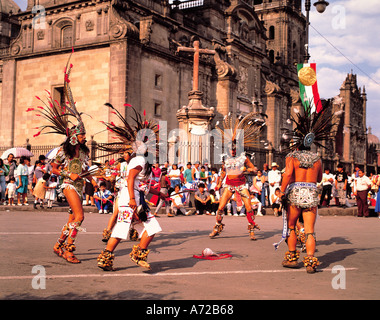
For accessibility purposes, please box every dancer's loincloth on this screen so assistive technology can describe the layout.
[225,176,248,195]
[286,182,319,209]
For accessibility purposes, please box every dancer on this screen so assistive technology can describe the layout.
[97,104,165,271]
[209,111,267,240]
[278,100,339,273]
[101,151,130,242]
[29,53,98,263]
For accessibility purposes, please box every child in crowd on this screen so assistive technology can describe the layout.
[154,168,171,216]
[94,181,113,214]
[170,184,191,216]
[199,166,208,188]
[210,168,219,191]
[5,177,17,206]
[250,192,263,216]
[33,173,50,209]
[45,175,58,209]
[271,187,283,217]
[209,189,219,215]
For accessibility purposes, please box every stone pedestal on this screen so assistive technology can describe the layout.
[176,90,215,164]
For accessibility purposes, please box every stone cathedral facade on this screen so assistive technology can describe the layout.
[0,0,369,171]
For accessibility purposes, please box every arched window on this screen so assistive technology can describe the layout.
[269,26,275,40]
[52,19,74,49]
[61,25,73,47]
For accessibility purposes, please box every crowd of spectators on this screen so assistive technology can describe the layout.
[1,152,379,218]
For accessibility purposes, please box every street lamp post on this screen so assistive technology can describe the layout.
[304,0,329,62]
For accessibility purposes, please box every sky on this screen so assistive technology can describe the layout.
[13,0,380,138]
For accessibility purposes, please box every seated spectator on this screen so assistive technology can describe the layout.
[270,188,283,217]
[227,193,246,217]
[94,182,113,214]
[194,183,211,215]
[250,192,263,216]
[209,189,219,215]
[171,185,191,216]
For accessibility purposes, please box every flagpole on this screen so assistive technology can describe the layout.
[303,0,329,62]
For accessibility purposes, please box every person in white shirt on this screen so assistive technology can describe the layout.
[271,188,283,217]
[320,168,334,207]
[170,185,191,216]
[354,169,371,217]
[268,162,282,205]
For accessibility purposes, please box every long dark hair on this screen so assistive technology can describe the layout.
[143,151,153,178]
[61,135,89,159]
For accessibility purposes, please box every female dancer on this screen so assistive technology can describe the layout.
[30,53,98,263]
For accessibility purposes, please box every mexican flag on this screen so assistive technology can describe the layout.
[297,63,322,114]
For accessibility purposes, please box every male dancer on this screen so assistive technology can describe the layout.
[209,112,267,240]
[278,100,339,273]
[96,104,165,271]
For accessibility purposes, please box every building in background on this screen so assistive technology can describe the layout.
[0,0,374,171]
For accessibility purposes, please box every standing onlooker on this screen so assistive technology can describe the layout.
[374,174,380,219]
[354,169,371,217]
[268,162,281,205]
[45,175,58,209]
[168,163,181,189]
[251,169,266,207]
[199,165,208,187]
[0,159,8,205]
[33,173,50,209]
[183,162,193,187]
[84,178,95,206]
[192,161,200,185]
[335,164,348,207]
[262,163,269,206]
[26,159,35,201]
[209,168,219,191]
[16,156,30,206]
[320,168,334,207]
[154,168,171,216]
[152,162,161,183]
[4,153,16,184]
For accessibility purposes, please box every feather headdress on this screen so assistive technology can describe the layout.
[281,98,340,151]
[214,111,267,150]
[97,103,159,158]
[28,49,86,145]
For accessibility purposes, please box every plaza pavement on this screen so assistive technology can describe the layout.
[0,201,379,302]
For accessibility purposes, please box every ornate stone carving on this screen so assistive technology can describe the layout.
[140,16,153,45]
[85,20,94,31]
[213,43,237,79]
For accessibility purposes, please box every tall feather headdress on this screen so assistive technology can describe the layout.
[214,111,267,151]
[97,103,159,159]
[28,49,86,145]
[281,98,340,151]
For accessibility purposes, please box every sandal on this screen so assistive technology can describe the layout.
[63,251,81,264]
[53,242,65,257]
